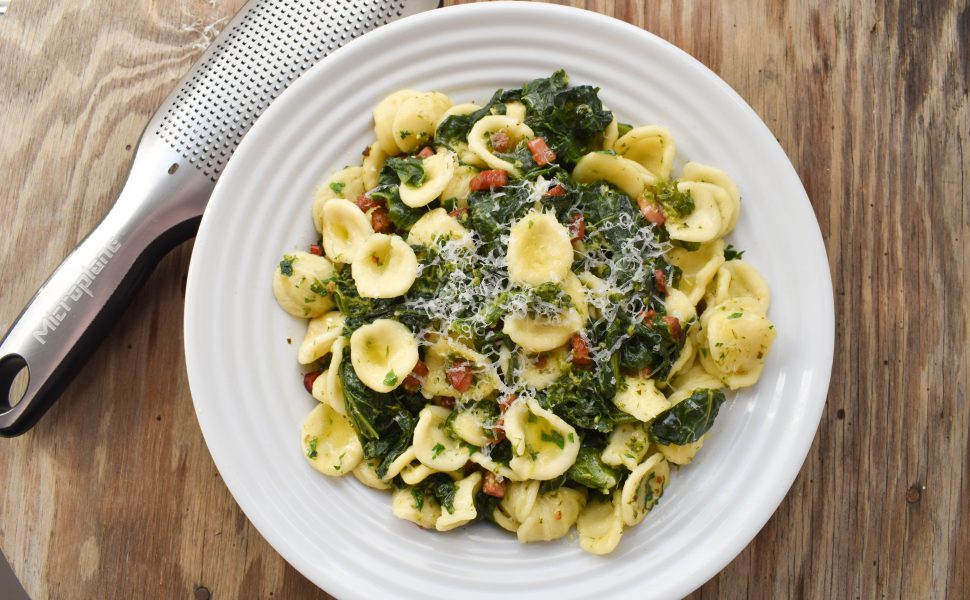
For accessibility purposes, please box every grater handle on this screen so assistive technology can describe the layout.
[0,139,210,436]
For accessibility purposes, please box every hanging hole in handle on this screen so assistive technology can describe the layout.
[0,355,29,411]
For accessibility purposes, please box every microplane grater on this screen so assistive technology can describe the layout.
[0,0,440,436]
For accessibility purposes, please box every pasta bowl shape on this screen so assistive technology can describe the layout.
[183,3,834,599]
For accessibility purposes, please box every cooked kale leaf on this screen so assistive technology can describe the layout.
[434,89,506,148]
[724,244,745,261]
[384,157,426,187]
[649,388,727,446]
[567,445,622,493]
[618,314,684,378]
[502,70,614,168]
[540,359,637,432]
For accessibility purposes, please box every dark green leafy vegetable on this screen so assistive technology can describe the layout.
[384,157,426,187]
[617,122,634,137]
[540,359,637,432]
[502,70,614,167]
[539,473,568,494]
[409,473,459,513]
[618,314,684,378]
[467,183,535,245]
[724,244,745,261]
[474,490,503,523]
[647,178,694,218]
[566,446,621,493]
[279,255,296,276]
[434,90,506,148]
[371,185,427,230]
[649,388,727,446]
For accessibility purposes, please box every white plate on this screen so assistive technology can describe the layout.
[184,3,834,599]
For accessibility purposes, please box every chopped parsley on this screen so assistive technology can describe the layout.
[383,371,398,387]
[541,430,565,449]
[650,178,695,218]
[329,181,346,195]
[431,442,446,458]
[724,244,745,261]
[728,312,744,319]
[279,255,296,276]
[306,436,319,459]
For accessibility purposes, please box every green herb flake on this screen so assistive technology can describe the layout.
[724,244,745,261]
[431,443,446,459]
[329,181,346,195]
[383,370,398,387]
[306,436,319,460]
[728,312,744,319]
[541,430,565,449]
[410,487,425,511]
[279,255,296,276]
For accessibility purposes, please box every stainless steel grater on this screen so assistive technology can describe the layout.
[0,0,440,436]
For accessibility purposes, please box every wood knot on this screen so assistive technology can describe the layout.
[195,586,211,600]
[905,485,922,504]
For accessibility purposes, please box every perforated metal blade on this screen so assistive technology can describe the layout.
[156,0,438,182]
[0,0,439,435]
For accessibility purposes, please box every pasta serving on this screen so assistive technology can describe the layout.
[272,71,776,554]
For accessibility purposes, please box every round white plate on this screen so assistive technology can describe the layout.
[184,3,834,599]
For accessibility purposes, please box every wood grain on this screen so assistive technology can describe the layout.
[0,1,966,598]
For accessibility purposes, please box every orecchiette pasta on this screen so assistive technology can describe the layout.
[697,297,776,389]
[351,233,419,298]
[664,181,727,243]
[681,162,741,235]
[391,486,441,529]
[507,211,574,286]
[297,310,345,364]
[399,150,458,208]
[708,259,771,313]
[361,143,388,191]
[467,115,535,175]
[505,397,580,481]
[572,152,656,199]
[312,166,367,233]
[391,91,452,154]
[349,319,419,393]
[301,403,363,476]
[517,488,587,543]
[353,458,392,490]
[668,239,725,305]
[621,453,669,526]
[406,207,468,246]
[503,308,583,354]
[577,491,624,555]
[323,337,348,415]
[421,338,501,402]
[320,198,374,264]
[272,251,336,318]
[435,472,483,532]
[413,405,471,471]
[518,347,568,390]
[613,125,676,179]
[276,72,776,555]
[440,164,480,206]
[612,374,670,422]
[601,422,651,470]
[373,89,419,155]
[657,435,706,465]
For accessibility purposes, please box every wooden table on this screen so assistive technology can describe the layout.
[1,1,967,598]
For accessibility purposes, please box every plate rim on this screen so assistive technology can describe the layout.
[184,3,835,599]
